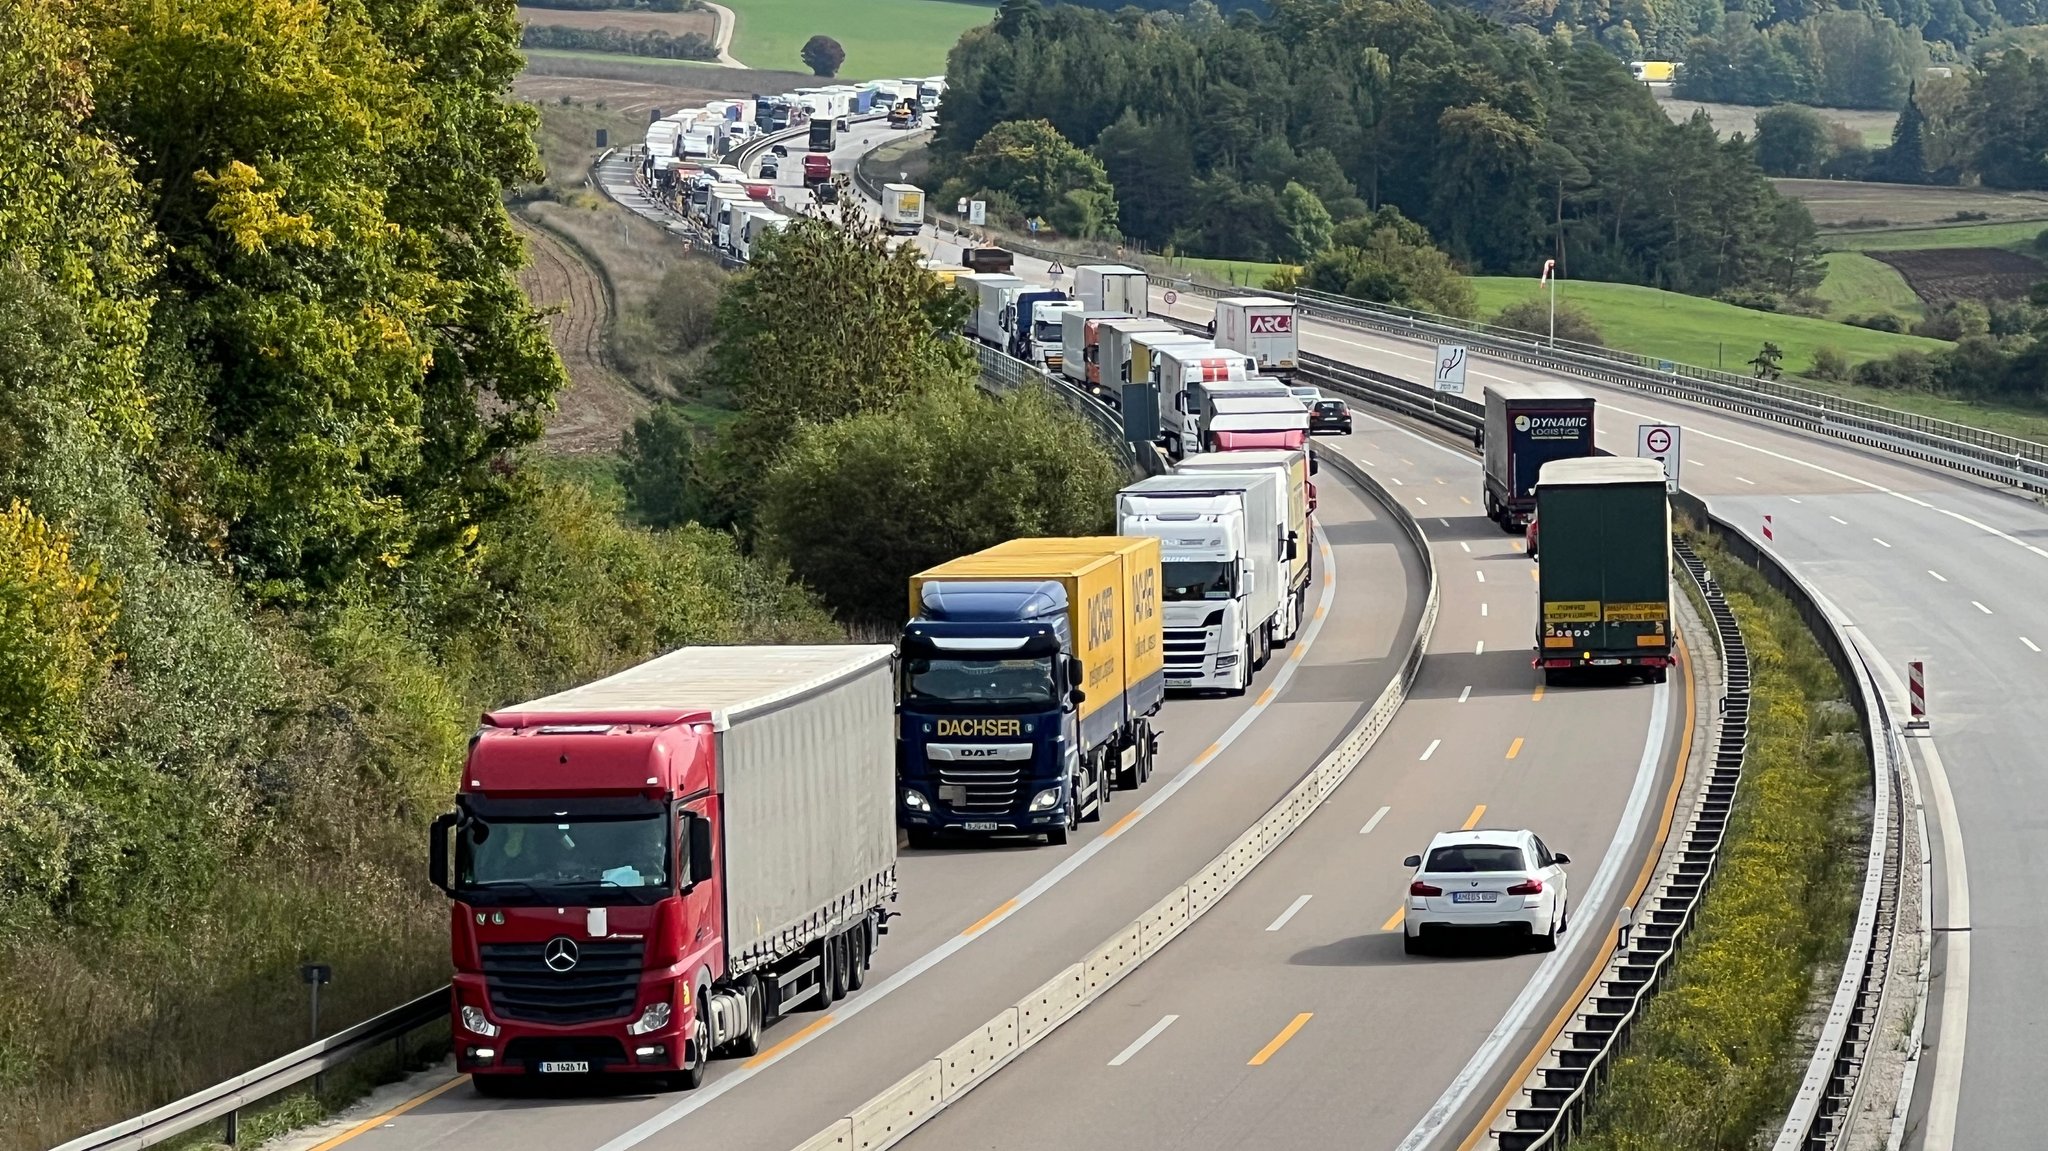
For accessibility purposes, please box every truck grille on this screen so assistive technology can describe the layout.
[934,763,1025,812]
[480,939,643,1025]
[1164,628,1209,667]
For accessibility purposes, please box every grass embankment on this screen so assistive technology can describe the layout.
[1575,525,1870,1150]
[1813,251,1925,321]
[721,0,994,78]
[1467,276,1947,373]
[1828,219,2048,252]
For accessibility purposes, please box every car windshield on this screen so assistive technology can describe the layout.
[1316,402,1344,415]
[1424,844,1527,873]
[1164,560,1236,601]
[903,656,1057,709]
[458,814,669,897]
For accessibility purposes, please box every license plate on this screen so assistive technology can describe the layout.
[1589,658,1622,666]
[1451,891,1498,904]
[1165,677,1191,687]
[538,1061,590,1074]
[962,821,999,831]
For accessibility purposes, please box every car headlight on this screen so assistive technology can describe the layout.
[1029,787,1062,811]
[626,1002,673,1036]
[902,788,932,812]
[461,1005,500,1038]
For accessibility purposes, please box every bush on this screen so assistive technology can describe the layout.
[1845,311,1905,332]
[0,501,115,766]
[1911,299,1989,340]
[1807,345,1849,380]
[1492,298,1604,347]
[519,24,717,61]
[1715,287,1783,313]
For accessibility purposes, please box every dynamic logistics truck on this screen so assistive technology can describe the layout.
[1481,382,1597,532]
[880,183,924,235]
[1531,457,1673,685]
[1074,265,1150,315]
[1117,473,1284,694]
[1174,449,1314,646]
[431,645,898,1093]
[1211,297,1299,379]
[898,538,1165,846]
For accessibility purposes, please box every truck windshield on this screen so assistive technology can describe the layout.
[1034,320,1063,343]
[903,657,1057,709]
[1163,561,1236,600]
[457,814,669,904]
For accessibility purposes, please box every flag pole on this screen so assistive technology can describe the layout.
[1541,258,1558,348]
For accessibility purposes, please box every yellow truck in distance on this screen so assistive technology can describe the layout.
[900,537,1166,846]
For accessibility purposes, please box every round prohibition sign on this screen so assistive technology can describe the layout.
[1164,289,1179,305]
[1646,427,1672,454]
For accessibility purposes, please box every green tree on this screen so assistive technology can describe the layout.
[620,404,712,529]
[1277,181,1335,260]
[756,384,1124,625]
[1305,207,1478,317]
[1753,106,1835,177]
[801,34,845,77]
[941,119,1119,238]
[1094,111,1196,247]
[1750,341,1785,379]
[1493,298,1605,347]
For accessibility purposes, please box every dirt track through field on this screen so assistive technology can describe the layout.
[513,211,651,453]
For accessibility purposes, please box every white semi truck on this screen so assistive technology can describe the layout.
[1173,450,1314,646]
[1116,471,1285,695]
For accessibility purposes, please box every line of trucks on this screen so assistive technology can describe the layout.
[430,428,1319,1094]
[1474,382,1673,685]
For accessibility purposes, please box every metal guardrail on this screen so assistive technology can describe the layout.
[1307,353,1902,1151]
[53,990,446,1151]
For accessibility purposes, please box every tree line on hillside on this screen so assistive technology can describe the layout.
[1674,10,1931,110]
[934,0,1825,304]
[522,0,699,11]
[1749,51,2048,190]
[520,23,718,60]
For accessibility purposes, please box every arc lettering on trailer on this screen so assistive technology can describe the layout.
[1249,313,1294,335]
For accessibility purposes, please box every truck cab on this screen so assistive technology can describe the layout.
[897,583,1090,846]
[1005,289,1072,366]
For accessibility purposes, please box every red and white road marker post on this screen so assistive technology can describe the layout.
[1762,514,1774,543]
[1905,660,1931,732]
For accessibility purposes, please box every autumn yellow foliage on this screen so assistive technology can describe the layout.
[0,500,117,767]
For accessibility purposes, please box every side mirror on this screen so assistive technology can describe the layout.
[429,811,458,895]
[1069,688,1087,706]
[1285,531,1299,562]
[1402,854,1422,869]
[1472,428,1485,450]
[1308,455,1320,475]
[1067,654,1085,685]
[686,813,715,889]
[1554,852,1572,865]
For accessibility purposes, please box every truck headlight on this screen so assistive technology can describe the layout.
[1029,787,1062,811]
[461,1005,500,1038]
[902,788,932,812]
[626,1002,673,1036]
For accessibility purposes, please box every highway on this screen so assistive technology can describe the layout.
[328,155,1435,1149]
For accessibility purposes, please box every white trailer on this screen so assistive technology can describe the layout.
[1074,265,1150,315]
[973,274,1026,349]
[881,183,925,235]
[1116,473,1284,694]
[1174,450,1314,644]
[1212,296,1299,378]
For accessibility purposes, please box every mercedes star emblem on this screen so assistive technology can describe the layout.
[543,936,580,972]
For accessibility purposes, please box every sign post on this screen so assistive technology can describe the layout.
[1635,423,1682,493]
[1434,344,1468,394]
[1905,661,1931,732]
[1762,514,1774,543]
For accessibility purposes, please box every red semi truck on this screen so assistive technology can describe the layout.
[430,645,898,1093]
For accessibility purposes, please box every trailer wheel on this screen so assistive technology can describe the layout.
[845,930,868,992]
[827,933,851,1003]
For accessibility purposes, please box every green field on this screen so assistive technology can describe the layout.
[723,0,994,79]
[1159,256,1295,287]
[1468,276,1948,374]
[1813,251,1924,321]
[524,47,729,72]
[1828,219,2048,252]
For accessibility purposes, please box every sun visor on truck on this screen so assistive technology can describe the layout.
[917,579,1069,621]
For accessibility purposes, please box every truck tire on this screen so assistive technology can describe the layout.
[845,928,868,992]
[1046,794,1075,845]
[1254,625,1272,671]
[829,933,852,1002]
[905,828,940,850]
[677,990,711,1089]
[724,980,764,1058]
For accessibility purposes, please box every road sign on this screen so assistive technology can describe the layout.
[1164,289,1179,306]
[1048,262,1064,276]
[1027,217,1039,234]
[956,197,968,215]
[1433,344,1468,393]
[969,199,986,226]
[1906,661,1931,731]
[1635,423,1682,492]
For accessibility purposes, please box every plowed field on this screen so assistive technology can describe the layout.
[512,212,650,453]
[1869,247,2046,303]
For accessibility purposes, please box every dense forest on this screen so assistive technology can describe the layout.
[935,0,1825,300]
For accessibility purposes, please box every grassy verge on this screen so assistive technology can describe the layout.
[1813,251,1925,321]
[1574,524,1870,1150]
[1159,256,1295,287]
[1466,276,1948,373]
[1827,219,2048,252]
[721,0,993,79]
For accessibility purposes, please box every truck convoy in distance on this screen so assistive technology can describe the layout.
[1211,297,1300,379]
[1074,265,1150,315]
[898,537,1165,846]
[1531,457,1673,685]
[1117,472,1285,694]
[1481,382,1598,532]
[1061,311,1132,401]
[880,183,924,235]
[1174,449,1314,646]
[431,645,898,1092]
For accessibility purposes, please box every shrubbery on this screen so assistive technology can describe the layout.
[1492,298,1605,348]
[520,24,717,60]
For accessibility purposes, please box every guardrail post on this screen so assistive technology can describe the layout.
[222,1109,238,1147]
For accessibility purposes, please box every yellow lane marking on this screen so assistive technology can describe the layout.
[1460,495,1472,505]
[1380,907,1406,932]
[744,1013,836,1069]
[1314,604,1328,620]
[1532,684,1546,702]
[1454,627,1697,1150]
[1248,1013,1315,1066]
[960,899,1017,937]
[1511,541,1525,553]
[1103,809,1142,838]
[1258,687,1277,705]
[1505,737,1524,760]
[1462,804,1487,829]
[306,1074,469,1151]
[1529,568,1538,582]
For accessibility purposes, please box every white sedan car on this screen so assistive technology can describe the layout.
[1401,829,1570,955]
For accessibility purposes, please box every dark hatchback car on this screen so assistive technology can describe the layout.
[1310,398,1353,435]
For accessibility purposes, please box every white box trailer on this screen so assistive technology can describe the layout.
[881,183,925,235]
[1061,310,1134,393]
[1075,265,1150,315]
[1213,296,1300,378]
[729,205,779,255]
[1174,450,1314,644]
[1116,473,1283,694]
[973,273,1026,348]
[739,212,792,262]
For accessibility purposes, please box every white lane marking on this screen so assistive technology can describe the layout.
[1440,518,1451,528]
[1390,476,1405,486]
[2024,637,2041,652]
[1266,894,1314,932]
[1108,1015,1180,1067]
[1787,496,1803,504]
[1830,515,1849,525]
[1481,603,1489,617]
[1458,686,1472,703]
[1419,739,1441,761]
[1973,601,1993,615]
[1874,537,1892,548]
[1475,641,1485,655]
[1737,476,1756,485]
[1460,541,1472,554]
[1476,570,1486,583]
[1929,570,1948,582]
[592,522,1349,1149]
[1360,806,1391,835]
[1396,664,1674,1151]
[1416,497,1428,507]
